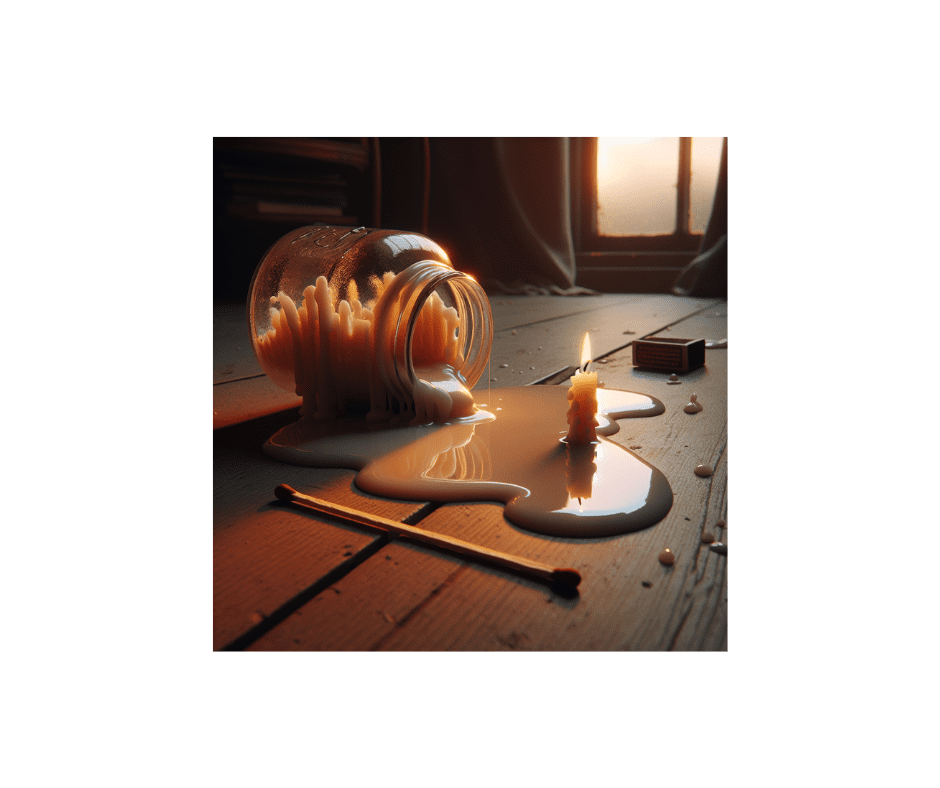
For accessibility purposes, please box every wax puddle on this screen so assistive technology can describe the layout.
[265,386,673,538]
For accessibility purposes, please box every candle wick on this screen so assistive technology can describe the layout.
[578,497,582,504]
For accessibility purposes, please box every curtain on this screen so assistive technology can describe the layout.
[427,138,577,290]
[672,137,728,297]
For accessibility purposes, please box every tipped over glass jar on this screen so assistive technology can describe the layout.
[247,225,493,424]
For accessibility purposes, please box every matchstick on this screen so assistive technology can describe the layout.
[274,484,581,590]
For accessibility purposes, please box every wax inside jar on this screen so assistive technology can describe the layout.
[255,270,478,424]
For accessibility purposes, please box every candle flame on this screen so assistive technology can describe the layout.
[580,332,592,371]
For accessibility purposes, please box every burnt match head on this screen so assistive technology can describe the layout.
[274,484,299,502]
[552,568,581,588]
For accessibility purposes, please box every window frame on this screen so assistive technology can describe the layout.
[571,137,706,292]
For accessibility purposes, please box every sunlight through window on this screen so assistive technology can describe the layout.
[597,137,723,236]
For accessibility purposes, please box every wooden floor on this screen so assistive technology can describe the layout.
[214,293,728,650]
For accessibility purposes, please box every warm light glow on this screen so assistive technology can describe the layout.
[580,332,592,371]
[596,137,723,237]
[596,137,662,188]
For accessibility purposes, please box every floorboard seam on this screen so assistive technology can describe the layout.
[368,565,468,651]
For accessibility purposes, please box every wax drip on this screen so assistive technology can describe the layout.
[684,393,703,413]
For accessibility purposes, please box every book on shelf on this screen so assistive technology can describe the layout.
[226,182,349,203]
[227,199,354,224]
[255,201,344,217]
[214,137,370,169]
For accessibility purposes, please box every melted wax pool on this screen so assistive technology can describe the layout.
[265,386,673,538]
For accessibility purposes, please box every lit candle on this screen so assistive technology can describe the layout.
[565,333,598,444]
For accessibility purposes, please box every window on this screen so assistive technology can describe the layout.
[572,137,725,292]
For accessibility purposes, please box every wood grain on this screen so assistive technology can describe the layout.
[213,409,432,650]
[484,294,719,388]
[238,305,728,650]
[213,295,721,430]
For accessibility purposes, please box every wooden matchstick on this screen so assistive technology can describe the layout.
[274,484,581,590]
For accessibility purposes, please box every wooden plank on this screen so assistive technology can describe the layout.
[246,540,460,651]
[214,376,300,430]
[246,305,728,650]
[488,293,715,337]
[213,302,305,429]
[482,295,719,388]
[214,302,262,384]
[213,295,637,386]
[488,294,638,331]
[213,409,432,650]
[212,296,718,428]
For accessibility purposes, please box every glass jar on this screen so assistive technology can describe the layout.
[247,225,493,424]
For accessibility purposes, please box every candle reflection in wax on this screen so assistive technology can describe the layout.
[565,443,597,502]
[267,386,672,538]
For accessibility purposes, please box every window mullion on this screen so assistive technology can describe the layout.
[676,137,692,236]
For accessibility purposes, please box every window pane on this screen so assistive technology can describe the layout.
[596,137,679,236]
[689,137,723,234]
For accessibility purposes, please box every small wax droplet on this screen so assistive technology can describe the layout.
[642,581,652,588]
[658,548,675,566]
[709,542,727,555]
[701,532,715,544]
[668,374,679,381]
[530,366,535,369]
[499,363,508,368]
[716,519,726,529]
[694,464,714,477]
[623,330,635,334]
[511,330,517,335]
[490,378,497,382]
[538,346,543,350]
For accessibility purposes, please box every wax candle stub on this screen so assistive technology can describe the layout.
[566,372,598,443]
[566,333,599,443]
